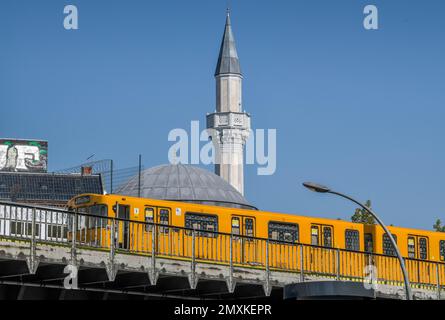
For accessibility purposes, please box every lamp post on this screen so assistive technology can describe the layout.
[302,182,413,300]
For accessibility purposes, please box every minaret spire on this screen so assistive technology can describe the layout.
[207,11,251,195]
[215,9,241,76]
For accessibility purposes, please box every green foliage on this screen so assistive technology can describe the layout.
[351,200,376,225]
[433,219,445,232]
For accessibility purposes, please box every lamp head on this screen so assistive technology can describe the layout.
[303,182,331,193]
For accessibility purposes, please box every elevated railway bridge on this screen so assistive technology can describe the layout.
[0,201,443,300]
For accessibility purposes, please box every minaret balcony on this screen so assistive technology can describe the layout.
[206,112,251,131]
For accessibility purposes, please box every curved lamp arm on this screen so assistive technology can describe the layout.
[328,190,413,300]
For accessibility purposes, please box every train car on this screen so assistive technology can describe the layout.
[66,193,445,287]
[0,203,68,243]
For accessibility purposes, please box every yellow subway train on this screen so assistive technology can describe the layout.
[67,193,445,288]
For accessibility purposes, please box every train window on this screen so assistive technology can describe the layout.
[323,227,333,247]
[231,218,240,236]
[91,205,107,217]
[26,223,41,237]
[10,221,22,235]
[47,224,67,239]
[268,222,299,243]
[245,218,254,238]
[10,221,42,237]
[270,230,279,241]
[93,206,107,228]
[365,233,373,253]
[345,230,360,251]
[311,226,319,246]
[79,205,107,229]
[383,233,397,256]
[440,241,445,261]
[78,205,107,217]
[159,209,170,234]
[419,237,428,260]
[145,207,154,232]
[407,237,416,258]
[185,213,218,238]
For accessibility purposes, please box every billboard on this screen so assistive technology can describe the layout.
[0,139,48,173]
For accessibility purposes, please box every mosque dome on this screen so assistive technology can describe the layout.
[116,164,256,210]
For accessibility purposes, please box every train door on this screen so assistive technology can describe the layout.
[407,235,429,260]
[143,206,171,255]
[364,233,375,267]
[117,205,130,250]
[143,206,156,254]
[365,233,374,253]
[310,224,334,274]
[231,216,256,265]
[156,208,171,255]
[407,235,430,284]
[310,224,333,247]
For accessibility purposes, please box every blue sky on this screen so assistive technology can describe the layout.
[1,0,444,230]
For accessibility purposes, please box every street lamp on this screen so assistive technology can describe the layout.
[302,182,413,300]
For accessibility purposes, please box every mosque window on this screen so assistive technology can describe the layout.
[185,213,218,238]
[268,222,299,243]
[345,230,360,251]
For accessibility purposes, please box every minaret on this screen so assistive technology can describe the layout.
[207,11,251,195]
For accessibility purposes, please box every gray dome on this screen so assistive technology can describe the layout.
[116,164,256,210]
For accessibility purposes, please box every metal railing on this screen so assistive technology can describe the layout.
[0,201,444,294]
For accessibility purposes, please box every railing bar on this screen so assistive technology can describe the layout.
[437,263,441,299]
[300,244,304,282]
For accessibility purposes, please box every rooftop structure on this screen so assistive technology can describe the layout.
[0,171,103,207]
